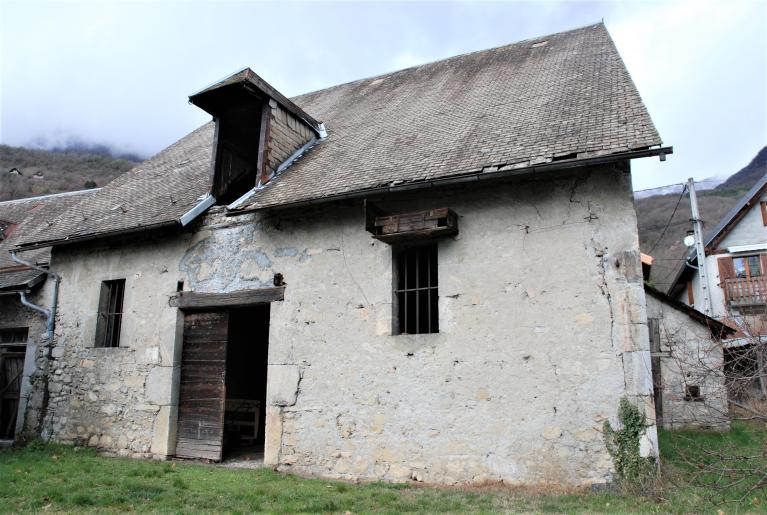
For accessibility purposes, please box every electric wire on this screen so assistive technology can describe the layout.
[645,183,688,255]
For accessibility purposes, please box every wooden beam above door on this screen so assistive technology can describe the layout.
[171,287,285,310]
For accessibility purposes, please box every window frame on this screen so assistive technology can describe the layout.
[94,279,126,348]
[0,327,29,345]
[393,242,439,335]
[733,254,763,279]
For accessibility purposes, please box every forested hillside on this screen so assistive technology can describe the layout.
[0,145,139,201]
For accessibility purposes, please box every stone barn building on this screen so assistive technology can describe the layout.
[0,190,96,443]
[645,285,735,430]
[12,23,672,486]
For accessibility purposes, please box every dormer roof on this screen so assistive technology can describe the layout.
[189,67,323,137]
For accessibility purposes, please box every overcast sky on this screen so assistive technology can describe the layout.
[0,0,764,191]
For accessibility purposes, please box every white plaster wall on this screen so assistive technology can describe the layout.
[719,191,767,249]
[43,162,655,486]
[646,294,729,430]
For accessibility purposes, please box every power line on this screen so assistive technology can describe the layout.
[632,179,724,195]
[645,184,687,255]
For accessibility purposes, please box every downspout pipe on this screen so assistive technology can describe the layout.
[10,252,60,341]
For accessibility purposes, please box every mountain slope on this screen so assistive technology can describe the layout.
[637,145,767,291]
[717,146,767,191]
[0,145,139,201]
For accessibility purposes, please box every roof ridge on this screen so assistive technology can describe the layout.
[0,187,100,206]
[291,22,605,101]
[704,172,767,246]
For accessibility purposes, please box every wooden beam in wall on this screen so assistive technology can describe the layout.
[171,287,285,309]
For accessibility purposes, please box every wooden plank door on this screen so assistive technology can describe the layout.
[176,311,229,461]
[0,350,25,439]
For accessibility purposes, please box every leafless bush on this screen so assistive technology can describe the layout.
[654,307,767,506]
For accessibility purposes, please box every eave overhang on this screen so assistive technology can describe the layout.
[189,67,323,138]
[228,145,674,215]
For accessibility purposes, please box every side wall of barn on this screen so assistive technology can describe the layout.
[40,162,655,485]
[645,294,729,430]
[0,284,50,441]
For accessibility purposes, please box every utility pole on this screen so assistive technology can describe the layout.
[688,177,712,316]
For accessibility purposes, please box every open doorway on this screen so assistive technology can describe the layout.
[223,305,270,461]
[0,328,28,442]
[175,303,271,462]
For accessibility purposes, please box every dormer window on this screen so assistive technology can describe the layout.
[189,68,324,207]
[0,220,14,241]
[213,103,265,204]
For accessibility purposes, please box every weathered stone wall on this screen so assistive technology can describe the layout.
[41,233,192,457]
[267,101,315,174]
[646,294,729,430]
[42,162,655,485]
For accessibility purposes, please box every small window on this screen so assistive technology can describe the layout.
[95,279,125,348]
[394,244,438,334]
[684,385,702,401]
[0,328,28,344]
[733,255,762,279]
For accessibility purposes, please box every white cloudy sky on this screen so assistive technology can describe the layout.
[0,0,764,191]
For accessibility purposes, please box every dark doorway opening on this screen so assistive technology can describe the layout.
[223,305,270,460]
[0,328,28,441]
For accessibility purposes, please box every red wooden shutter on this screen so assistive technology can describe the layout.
[687,281,695,305]
[717,257,735,283]
[760,253,767,276]
[760,201,767,226]
[176,311,229,461]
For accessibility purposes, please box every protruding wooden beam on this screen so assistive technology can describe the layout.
[171,287,285,309]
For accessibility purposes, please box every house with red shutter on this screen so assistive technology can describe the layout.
[669,174,767,398]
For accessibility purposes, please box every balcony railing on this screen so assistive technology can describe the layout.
[724,277,767,307]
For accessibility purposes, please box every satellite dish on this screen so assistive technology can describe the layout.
[683,235,696,247]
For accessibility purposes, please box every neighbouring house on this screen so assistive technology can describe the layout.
[11,23,672,486]
[645,285,735,430]
[0,190,97,443]
[669,174,767,398]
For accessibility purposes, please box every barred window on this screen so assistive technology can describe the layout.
[394,244,438,334]
[95,279,125,348]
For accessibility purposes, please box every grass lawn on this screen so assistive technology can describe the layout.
[0,421,763,513]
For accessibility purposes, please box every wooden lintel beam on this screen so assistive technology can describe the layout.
[171,287,285,309]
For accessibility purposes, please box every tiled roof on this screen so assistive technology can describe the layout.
[17,22,662,248]
[242,23,661,210]
[0,189,97,289]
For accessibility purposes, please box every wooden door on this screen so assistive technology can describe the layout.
[0,349,25,439]
[176,311,229,461]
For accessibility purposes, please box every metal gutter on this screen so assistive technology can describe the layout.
[180,194,216,226]
[227,134,324,211]
[229,146,673,215]
[10,252,59,342]
[0,188,101,206]
[14,221,179,252]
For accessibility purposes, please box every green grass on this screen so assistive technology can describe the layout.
[0,422,764,513]
[657,420,767,511]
